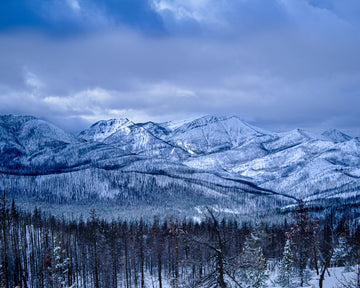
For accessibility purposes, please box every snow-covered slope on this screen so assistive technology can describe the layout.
[78,118,133,142]
[164,116,266,155]
[103,123,189,160]
[0,115,82,169]
[321,128,352,143]
[1,115,79,153]
[1,114,359,218]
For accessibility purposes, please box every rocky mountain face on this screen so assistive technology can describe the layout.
[1,114,359,219]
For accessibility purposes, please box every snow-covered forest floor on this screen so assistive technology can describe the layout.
[1,195,359,288]
[268,266,358,288]
[134,266,359,288]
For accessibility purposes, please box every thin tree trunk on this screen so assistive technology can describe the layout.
[158,252,162,288]
[319,250,333,288]
[125,236,129,288]
[1,193,9,288]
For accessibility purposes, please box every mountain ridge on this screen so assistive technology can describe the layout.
[0,114,358,219]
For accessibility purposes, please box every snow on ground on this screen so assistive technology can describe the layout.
[268,266,358,288]
[118,266,358,288]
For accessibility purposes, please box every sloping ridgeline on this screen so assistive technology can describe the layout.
[1,114,359,220]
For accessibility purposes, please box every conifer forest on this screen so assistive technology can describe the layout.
[0,193,359,288]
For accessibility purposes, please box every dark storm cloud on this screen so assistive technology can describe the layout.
[0,0,360,136]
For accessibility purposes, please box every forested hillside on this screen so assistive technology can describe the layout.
[1,115,360,220]
[1,195,359,288]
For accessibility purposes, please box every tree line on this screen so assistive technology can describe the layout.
[0,193,359,288]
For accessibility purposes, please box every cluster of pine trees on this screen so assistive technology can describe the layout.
[0,193,359,288]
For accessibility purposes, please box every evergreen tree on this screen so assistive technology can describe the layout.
[332,236,350,268]
[277,239,296,288]
[239,228,268,288]
[52,238,74,288]
[44,238,75,288]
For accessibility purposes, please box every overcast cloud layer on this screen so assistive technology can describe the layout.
[1,0,360,136]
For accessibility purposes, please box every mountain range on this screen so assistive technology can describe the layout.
[1,114,359,220]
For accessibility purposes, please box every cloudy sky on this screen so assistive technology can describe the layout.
[1,0,360,136]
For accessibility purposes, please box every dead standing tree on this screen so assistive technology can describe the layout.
[0,192,9,288]
[287,200,318,287]
[169,207,243,288]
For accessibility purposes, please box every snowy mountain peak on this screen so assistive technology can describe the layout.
[171,115,223,131]
[164,115,265,154]
[292,128,314,139]
[0,114,77,145]
[170,115,261,135]
[0,114,79,155]
[78,118,133,142]
[321,128,352,143]
[161,116,201,131]
[1,113,360,219]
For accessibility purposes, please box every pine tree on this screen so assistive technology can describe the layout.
[240,228,268,288]
[44,238,75,288]
[53,238,74,288]
[332,236,350,268]
[277,239,295,288]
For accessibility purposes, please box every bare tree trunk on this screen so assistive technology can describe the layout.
[90,209,100,288]
[207,207,227,288]
[158,252,162,288]
[124,236,130,288]
[319,247,334,288]
[1,193,9,288]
